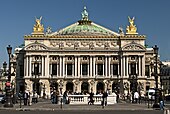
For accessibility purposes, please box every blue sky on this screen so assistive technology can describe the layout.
[0,0,170,66]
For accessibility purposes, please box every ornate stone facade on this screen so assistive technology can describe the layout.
[15,7,160,98]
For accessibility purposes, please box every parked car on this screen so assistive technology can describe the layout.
[0,94,5,104]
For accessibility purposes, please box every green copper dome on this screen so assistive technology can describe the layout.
[50,7,119,36]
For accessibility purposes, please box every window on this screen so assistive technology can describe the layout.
[130,63,136,75]
[82,64,88,75]
[67,64,72,75]
[98,64,103,75]
[52,64,57,75]
[145,65,150,77]
[34,63,39,75]
[113,64,118,75]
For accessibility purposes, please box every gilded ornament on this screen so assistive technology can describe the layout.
[126,16,138,34]
[32,16,44,34]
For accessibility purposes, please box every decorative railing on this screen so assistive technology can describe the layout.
[58,94,117,105]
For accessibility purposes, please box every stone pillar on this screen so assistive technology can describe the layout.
[29,56,32,77]
[138,56,141,77]
[59,56,62,77]
[105,56,107,77]
[126,56,129,76]
[42,56,44,76]
[78,56,80,77]
[108,56,111,77]
[26,56,28,76]
[93,57,96,77]
[142,56,145,77]
[63,56,65,77]
[90,56,92,77]
[75,56,77,76]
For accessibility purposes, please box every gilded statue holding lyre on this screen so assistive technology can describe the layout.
[33,16,44,33]
[126,16,138,34]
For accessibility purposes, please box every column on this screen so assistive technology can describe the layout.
[87,63,89,77]
[90,56,92,77]
[45,55,49,77]
[108,56,111,77]
[29,56,32,77]
[123,56,125,77]
[63,56,65,77]
[142,56,145,77]
[78,56,80,77]
[93,57,95,77]
[72,63,74,77]
[47,55,49,76]
[105,56,107,77]
[121,56,123,77]
[80,63,82,77]
[103,62,104,77]
[126,56,129,76]
[75,56,77,77]
[138,56,141,77]
[42,56,44,76]
[26,56,29,76]
[59,56,62,77]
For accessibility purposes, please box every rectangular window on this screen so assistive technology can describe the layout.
[67,64,72,75]
[130,63,136,75]
[98,64,103,75]
[145,65,150,77]
[34,63,39,75]
[113,64,118,75]
[52,64,57,75]
[82,64,88,75]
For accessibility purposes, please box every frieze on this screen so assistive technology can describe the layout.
[74,42,80,49]
[50,41,59,47]
[66,42,74,47]
[81,41,89,47]
[104,42,110,49]
[96,42,103,47]
[25,45,47,51]
[123,44,144,51]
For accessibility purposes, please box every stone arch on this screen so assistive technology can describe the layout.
[81,81,89,94]
[50,81,58,92]
[33,82,41,95]
[66,82,74,94]
[96,82,104,94]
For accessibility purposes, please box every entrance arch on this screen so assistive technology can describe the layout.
[50,81,58,92]
[33,82,41,95]
[66,82,74,93]
[81,82,89,94]
[96,82,104,94]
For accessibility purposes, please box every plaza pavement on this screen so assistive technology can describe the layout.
[0,99,161,111]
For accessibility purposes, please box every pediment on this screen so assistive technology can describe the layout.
[122,42,145,51]
[25,43,48,51]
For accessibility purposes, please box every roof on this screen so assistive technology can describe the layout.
[49,7,119,36]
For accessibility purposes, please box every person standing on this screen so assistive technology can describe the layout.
[134,91,139,103]
[24,91,29,105]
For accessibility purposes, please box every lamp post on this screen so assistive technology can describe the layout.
[4,45,13,107]
[152,45,160,108]
[2,61,7,94]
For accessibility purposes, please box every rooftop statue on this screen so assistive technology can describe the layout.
[33,16,44,33]
[126,16,138,34]
[82,6,88,20]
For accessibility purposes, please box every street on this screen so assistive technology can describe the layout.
[0,110,164,114]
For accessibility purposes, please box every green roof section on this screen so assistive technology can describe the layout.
[50,6,119,36]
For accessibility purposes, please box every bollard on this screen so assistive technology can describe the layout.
[60,98,62,109]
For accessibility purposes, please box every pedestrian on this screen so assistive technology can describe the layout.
[134,91,139,103]
[88,91,94,105]
[23,91,29,105]
[102,91,108,106]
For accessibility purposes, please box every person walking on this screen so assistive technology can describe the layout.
[102,91,108,106]
[134,91,139,103]
[88,91,94,105]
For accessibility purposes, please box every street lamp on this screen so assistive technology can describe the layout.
[4,45,13,107]
[152,45,160,108]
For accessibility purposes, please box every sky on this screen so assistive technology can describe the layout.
[0,0,170,66]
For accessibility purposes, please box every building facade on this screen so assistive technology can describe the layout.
[14,7,161,98]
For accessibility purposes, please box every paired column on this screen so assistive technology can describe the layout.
[90,56,92,77]
[93,57,96,77]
